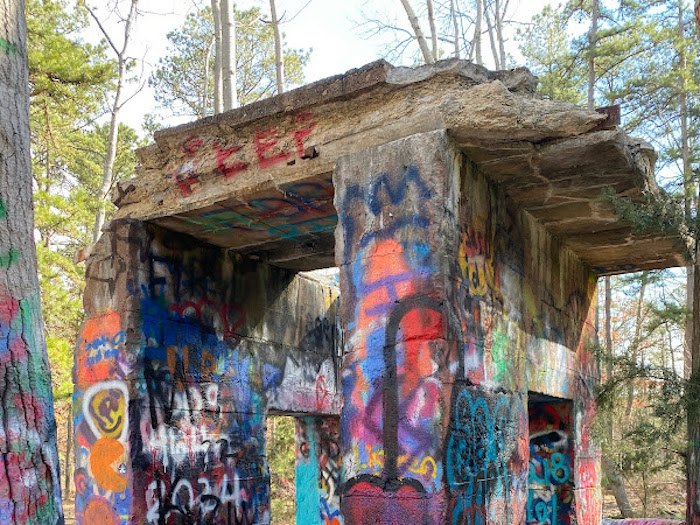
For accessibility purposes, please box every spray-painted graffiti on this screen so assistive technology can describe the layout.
[0,194,63,524]
[339,159,448,524]
[74,311,131,525]
[443,384,528,525]
[601,518,683,525]
[171,112,317,197]
[295,416,342,525]
[527,401,574,525]
[181,177,336,244]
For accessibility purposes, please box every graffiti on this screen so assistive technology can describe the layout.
[0,192,61,524]
[0,287,62,523]
[171,111,317,196]
[0,37,17,54]
[340,160,449,524]
[181,177,336,244]
[0,247,19,268]
[527,401,574,525]
[444,384,528,525]
[295,416,342,525]
[601,518,683,525]
[74,312,131,524]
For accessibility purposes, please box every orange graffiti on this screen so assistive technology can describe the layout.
[90,437,127,493]
[76,310,124,386]
[82,496,119,525]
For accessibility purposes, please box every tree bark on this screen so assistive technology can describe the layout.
[202,36,213,117]
[450,0,460,58]
[399,0,435,64]
[494,0,506,67]
[603,276,635,518]
[602,455,635,518]
[625,272,648,418]
[605,275,613,439]
[483,2,500,69]
[220,0,237,110]
[211,0,223,114]
[0,0,64,522]
[587,0,599,109]
[89,0,139,246]
[474,0,483,65]
[426,0,438,61]
[269,0,285,95]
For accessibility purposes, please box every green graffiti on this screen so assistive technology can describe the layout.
[0,37,17,54]
[492,328,509,383]
[0,247,20,268]
[0,197,6,219]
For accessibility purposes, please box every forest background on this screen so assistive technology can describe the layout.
[28,0,698,522]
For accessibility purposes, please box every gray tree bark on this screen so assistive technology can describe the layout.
[450,0,460,58]
[211,0,223,113]
[426,0,438,61]
[87,0,139,246]
[221,0,237,110]
[0,0,64,522]
[399,0,435,64]
[269,0,285,95]
[474,0,483,65]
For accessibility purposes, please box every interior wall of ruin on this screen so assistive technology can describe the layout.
[73,220,339,525]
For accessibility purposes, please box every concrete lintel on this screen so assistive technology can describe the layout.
[115,59,687,274]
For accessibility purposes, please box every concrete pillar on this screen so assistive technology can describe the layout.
[336,131,462,524]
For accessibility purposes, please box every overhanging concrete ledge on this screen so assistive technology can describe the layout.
[113,59,688,274]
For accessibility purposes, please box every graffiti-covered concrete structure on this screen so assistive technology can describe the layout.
[73,59,686,525]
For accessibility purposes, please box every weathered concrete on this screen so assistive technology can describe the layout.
[73,59,688,525]
[113,59,685,274]
[73,221,339,524]
[335,130,600,524]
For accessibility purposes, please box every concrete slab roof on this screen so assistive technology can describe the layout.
[114,59,688,274]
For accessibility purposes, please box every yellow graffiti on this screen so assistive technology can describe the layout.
[458,227,497,297]
[352,445,437,479]
[87,385,127,440]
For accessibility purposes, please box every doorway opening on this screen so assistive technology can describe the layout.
[528,394,575,525]
[267,415,296,524]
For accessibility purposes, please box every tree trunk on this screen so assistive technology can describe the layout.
[426,0,438,61]
[0,1,63,522]
[474,0,483,65]
[625,272,648,418]
[602,455,636,518]
[483,2,500,69]
[399,0,435,64]
[220,0,237,110]
[494,0,506,68]
[269,0,284,95]
[90,0,139,246]
[450,0,460,58]
[605,275,613,440]
[603,276,635,517]
[202,36,213,117]
[211,0,223,114]
[587,0,598,109]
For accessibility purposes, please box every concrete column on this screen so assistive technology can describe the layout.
[335,131,461,524]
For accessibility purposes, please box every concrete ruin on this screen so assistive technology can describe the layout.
[72,59,687,525]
